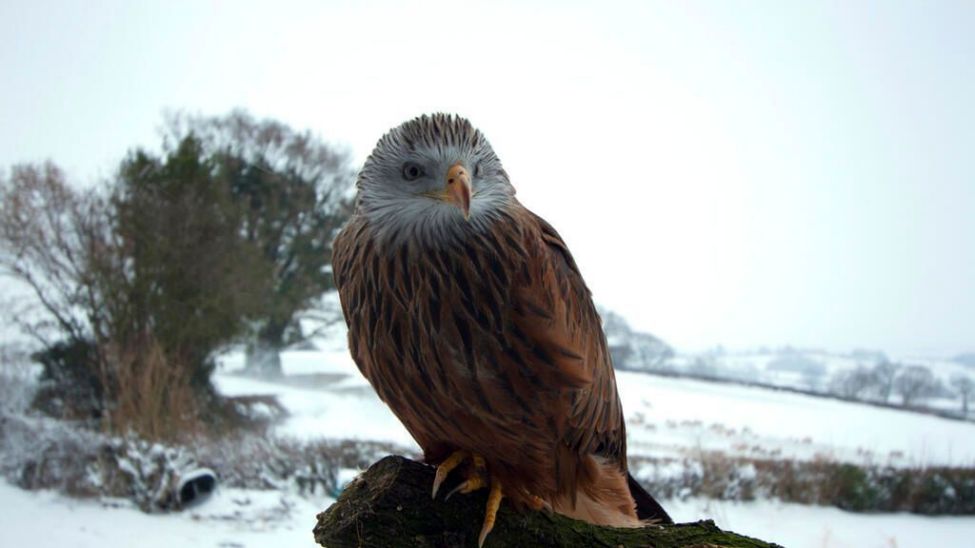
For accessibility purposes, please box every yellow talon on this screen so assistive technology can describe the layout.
[431,452,505,547]
[432,450,469,498]
[445,455,487,500]
[478,477,504,548]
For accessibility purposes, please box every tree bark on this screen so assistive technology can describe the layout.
[244,338,283,377]
[314,455,782,548]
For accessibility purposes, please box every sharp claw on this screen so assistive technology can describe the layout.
[431,471,446,499]
[444,482,463,501]
[478,528,490,548]
[431,451,504,547]
[450,474,487,500]
[432,450,468,499]
[444,479,473,501]
[477,478,504,548]
[432,464,453,499]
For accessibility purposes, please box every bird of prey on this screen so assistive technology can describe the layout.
[333,114,671,546]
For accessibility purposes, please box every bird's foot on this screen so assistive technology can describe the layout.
[431,450,469,499]
[478,476,503,548]
[430,451,504,547]
[444,454,488,500]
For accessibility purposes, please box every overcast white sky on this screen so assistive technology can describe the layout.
[1,1,972,356]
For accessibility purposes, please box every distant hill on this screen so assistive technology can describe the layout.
[592,306,973,419]
[953,353,975,368]
[597,307,674,371]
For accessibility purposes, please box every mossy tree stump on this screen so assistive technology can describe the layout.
[314,456,782,547]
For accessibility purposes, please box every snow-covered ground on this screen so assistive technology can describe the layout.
[215,348,975,468]
[0,479,327,547]
[665,348,975,416]
[669,497,975,548]
[4,342,975,547]
[621,374,975,467]
[4,477,975,547]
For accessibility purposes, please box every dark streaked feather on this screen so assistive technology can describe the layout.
[334,199,637,516]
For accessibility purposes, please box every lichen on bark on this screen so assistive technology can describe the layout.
[314,455,782,548]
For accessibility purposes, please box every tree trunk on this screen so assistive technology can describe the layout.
[244,319,287,377]
[314,455,782,548]
[244,339,283,377]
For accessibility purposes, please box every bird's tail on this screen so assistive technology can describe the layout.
[627,472,673,524]
[551,455,672,528]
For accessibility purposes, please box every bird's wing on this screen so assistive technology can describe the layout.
[333,207,627,484]
[331,214,364,328]
[332,214,380,381]
[511,207,627,469]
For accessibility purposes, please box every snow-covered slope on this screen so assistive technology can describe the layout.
[4,338,974,547]
[215,350,975,468]
[619,373,975,467]
[0,480,326,547]
[4,447,975,548]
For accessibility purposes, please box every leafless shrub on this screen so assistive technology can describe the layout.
[829,365,880,400]
[0,342,36,414]
[103,335,201,441]
[0,163,99,344]
[894,365,942,407]
[873,360,901,403]
[951,374,974,415]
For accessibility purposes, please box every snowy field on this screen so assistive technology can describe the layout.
[666,349,975,417]
[674,350,975,387]
[3,344,975,547]
[4,476,975,548]
[621,374,975,467]
[215,347,975,468]
[0,480,328,547]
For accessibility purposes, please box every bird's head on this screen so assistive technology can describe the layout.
[355,114,514,242]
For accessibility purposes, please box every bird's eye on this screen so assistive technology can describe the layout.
[473,161,483,177]
[401,162,424,181]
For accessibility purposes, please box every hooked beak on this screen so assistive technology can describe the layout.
[444,162,472,220]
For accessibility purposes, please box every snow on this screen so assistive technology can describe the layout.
[669,497,975,548]
[4,346,975,546]
[215,351,975,467]
[214,335,418,447]
[0,480,328,547]
[213,372,416,449]
[4,478,975,547]
[618,372,975,466]
[665,348,975,416]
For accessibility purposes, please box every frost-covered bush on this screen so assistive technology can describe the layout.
[0,408,413,512]
[30,338,104,421]
[0,342,37,414]
[0,411,199,511]
[193,436,409,498]
[0,412,103,498]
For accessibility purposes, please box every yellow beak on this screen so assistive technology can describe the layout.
[445,162,472,220]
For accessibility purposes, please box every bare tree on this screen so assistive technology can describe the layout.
[0,164,134,424]
[0,163,96,345]
[0,151,264,439]
[893,365,940,407]
[828,365,879,400]
[872,360,901,403]
[950,375,974,415]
